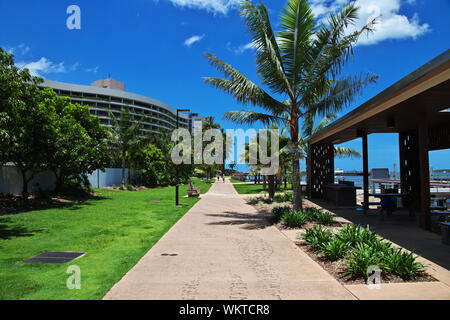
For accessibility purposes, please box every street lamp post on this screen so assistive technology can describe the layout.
[176,108,190,206]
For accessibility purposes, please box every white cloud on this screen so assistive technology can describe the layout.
[166,0,240,15]
[3,44,99,77]
[5,43,31,56]
[16,58,81,77]
[183,34,205,47]
[85,66,99,73]
[309,0,430,45]
[227,42,256,54]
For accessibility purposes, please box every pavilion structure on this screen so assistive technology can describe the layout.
[307,50,450,230]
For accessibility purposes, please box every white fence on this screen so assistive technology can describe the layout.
[0,165,56,195]
[0,165,136,195]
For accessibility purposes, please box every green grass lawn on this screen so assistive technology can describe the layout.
[229,178,246,184]
[232,183,292,194]
[0,178,211,300]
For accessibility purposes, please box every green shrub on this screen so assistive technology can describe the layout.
[382,248,425,280]
[336,224,378,247]
[282,210,309,227]
[119,185,125,190]
[247,196,272,205]
[301,226,333,250]
[304,207,322,220]
[126,184,134,191]
[321,238,349,261]
[314,212,335,225]
[342,243,383,279]
[359,226,379,244]
[274,193,293,203]
[272,206,291,222]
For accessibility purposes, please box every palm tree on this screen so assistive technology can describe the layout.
[204,0,377,211]
[107,107,143,185]
[241,125,289,200]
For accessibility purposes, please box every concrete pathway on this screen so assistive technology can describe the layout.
[103,179,355,300]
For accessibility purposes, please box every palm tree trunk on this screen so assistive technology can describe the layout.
[292,141,303,211]
[291,108,303,212]
[268,175,275,201]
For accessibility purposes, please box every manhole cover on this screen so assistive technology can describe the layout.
[24,251,85,264]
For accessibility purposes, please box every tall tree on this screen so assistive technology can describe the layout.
[205,0,377,210]
[0,48,55,197]
[241,126,289,200]
[107,107,143,185]
[43,90,111,191]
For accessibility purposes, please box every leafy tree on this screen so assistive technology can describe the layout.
[42,89,111,191]
[205,0,377,211]
[141,129,195,185]
[0,48,56,197]
[141,144,166,186]
[199,116,222,180]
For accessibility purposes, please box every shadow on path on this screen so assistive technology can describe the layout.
[205,211,273,230]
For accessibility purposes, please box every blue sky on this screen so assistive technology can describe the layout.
[1,0,449,172]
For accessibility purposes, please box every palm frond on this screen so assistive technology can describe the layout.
[334,146,361,158]
[204,53,288,116]
[224,110,284,126]
[277,0,315,94]
[311,73,378,116]
[240,1,293,97]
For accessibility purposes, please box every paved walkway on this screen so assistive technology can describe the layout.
[103,179,355,300]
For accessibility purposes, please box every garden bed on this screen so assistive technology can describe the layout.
[0,192,98,215]
[245,196,436,285]
[297,242,436,285]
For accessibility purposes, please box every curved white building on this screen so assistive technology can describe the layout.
[40,78,203,135]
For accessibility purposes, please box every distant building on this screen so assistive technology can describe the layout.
[40,78,205,136]
[91,78,125,91]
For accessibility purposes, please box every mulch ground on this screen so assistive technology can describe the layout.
[0,192,98,215]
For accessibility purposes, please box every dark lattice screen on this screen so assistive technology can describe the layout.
[309,144,334,199]
[399,130,421,211]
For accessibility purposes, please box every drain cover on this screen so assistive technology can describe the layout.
[24,251,85,264]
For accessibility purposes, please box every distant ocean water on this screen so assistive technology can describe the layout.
[242,172,450,188]
[336,172,450,188]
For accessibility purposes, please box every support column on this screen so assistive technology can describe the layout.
[418,114,431,230]
[399,133,406,194]
[357,130,369,211]
[306,144,311,198]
